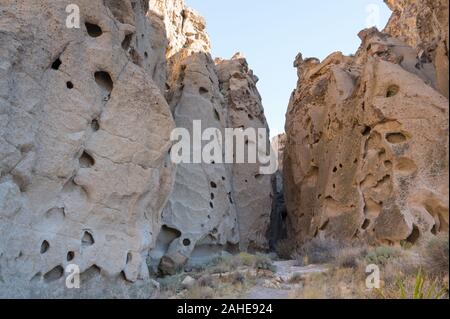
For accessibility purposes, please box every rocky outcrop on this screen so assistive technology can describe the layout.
[0,0,274,296]
[0,0,175,298]
[284,27,449,246]
[149,3,273,275]
[216,54,273,252]
[384,0,449,98]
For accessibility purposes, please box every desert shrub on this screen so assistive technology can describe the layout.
[237,252,257,267]
[254,254,276,272]
[420,233,449,277]
[185,285,215,299]
[366,246,401,265]
[276,239,296,260]
[198,274,216,288]
[157,272,187,294]
[335,247,367,269]
[288,272,304,284]
[295,238,342,265]
[231,272,246,285]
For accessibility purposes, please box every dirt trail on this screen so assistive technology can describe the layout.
[244,260,328,299]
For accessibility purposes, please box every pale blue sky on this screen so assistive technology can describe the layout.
[185,0,391,137]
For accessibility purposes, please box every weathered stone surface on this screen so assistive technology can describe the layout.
[284,28,449,246]
[384,0,449,98]
[0,0,175,298]
[148,5,273,274]
[216,53,273,252]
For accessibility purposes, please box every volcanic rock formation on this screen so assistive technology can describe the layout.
[148,3,273,275]
[0,0,273,297]
[284,23,449,246]
[384,0,449,98]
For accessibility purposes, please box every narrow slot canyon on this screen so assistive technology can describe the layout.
[0,0,448,300]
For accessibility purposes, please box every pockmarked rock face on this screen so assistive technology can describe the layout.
[0,0,175,298]
[216,54,273,252]
[284,28,449,246]
[384,0,449,98]
[148,2,273,275]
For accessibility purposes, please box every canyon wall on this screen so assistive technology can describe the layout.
[384,0,449,98]
[0,0,175,298]
[0,0,272,297]
[283,4,449,246]
[148,3,273,275]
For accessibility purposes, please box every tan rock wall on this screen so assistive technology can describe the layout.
[284,28,449,246]
[384,0,449,97]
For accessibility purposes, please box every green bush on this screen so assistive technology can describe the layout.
[366,246,401,265]
[254,254,276,272]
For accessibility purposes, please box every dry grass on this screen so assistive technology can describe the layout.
[289,237,449,299]
[293,238,343,266]
[375,269,448,299]
[420,233,449,277]
[289,268,369,299]
[157,252,275,299]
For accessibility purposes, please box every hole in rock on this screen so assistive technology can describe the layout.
[81,231,95,247]
[183,239,191,246]
[94,71,114,93]
[333,167,338,173]
[209,202,214,209]
[122,33,133,50]
[40,240,50,254]
[144,51,148,58]
[44,265,64,283]
[85,22,103,37]
[228,193,234,204]
[79,151,95,168]
[210,193,214,200]
[248,113,254,120]
[362,126,371,136]
[406,224,420,244]
[91,119,100,131]
[386,85,399,98]
[210,181,217,189]
[51,58,62,70]
[80,265,101,283]
[126,252,132,264]
[222,176,226,181]
[386,132,407,144]
[384,160,393,170]
[199,87,209,95]
[431,224,438,235]
[67,251,75,261]
[66,81,74,89]
[362,219,371,230]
